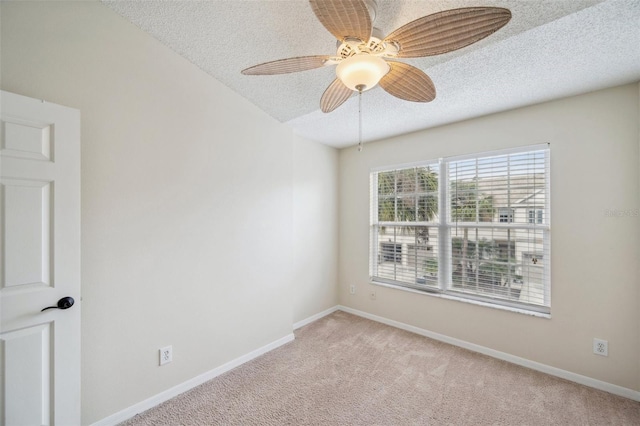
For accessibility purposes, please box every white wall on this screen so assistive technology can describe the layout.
[339,84,640,392]
[0,1,337,423]
[293,135,339,323]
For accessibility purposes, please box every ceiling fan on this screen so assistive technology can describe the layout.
[241,0,512,113]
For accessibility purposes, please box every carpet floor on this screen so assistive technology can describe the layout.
[122,311,640,425]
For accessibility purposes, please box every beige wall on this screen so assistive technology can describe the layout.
[339,84,640,392]
[293,135,339,323]
[1,1,338,423]
[2,0,638,422]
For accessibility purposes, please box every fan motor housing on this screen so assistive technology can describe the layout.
[337,36,385,59]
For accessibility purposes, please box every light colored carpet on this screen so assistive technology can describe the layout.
[122,311,640,425]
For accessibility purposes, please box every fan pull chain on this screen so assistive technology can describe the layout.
[357,86,364,152]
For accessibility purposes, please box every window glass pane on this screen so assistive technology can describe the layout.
[381,242,402,262]
[378,171,395,195]
[378,196,395,221]
[397,195,416,221]
[450,227,548,307]
[375,225,439,289]
[450,180,482,222]
[376,165,439,223]
[449,151,546,225]
[418,194,438,222]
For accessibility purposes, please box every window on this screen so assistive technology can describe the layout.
[371,163,440,288]
[370,145,550,314]
[528,209,543,224]
[498,208,514,223]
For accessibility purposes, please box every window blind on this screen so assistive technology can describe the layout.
[370,145,550,314]
[370,163,440,290]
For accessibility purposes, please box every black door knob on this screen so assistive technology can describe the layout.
[41,296,75,312]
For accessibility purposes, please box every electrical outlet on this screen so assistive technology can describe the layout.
[593,338,608,356]
[369,290,376,300]
[350,285,356,295]
[159,345,173,365]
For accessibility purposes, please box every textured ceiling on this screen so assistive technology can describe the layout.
[103,0,640,148]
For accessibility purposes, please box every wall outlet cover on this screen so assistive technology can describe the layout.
[593,338,608,356]
[160,345,173,365]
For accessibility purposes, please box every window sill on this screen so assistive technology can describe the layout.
[369,280,551,319]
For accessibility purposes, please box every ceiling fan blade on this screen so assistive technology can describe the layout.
[384,7,511,58]
[379,61,436,103]
[320,78,353,113]
[310,0,372,42]
[241,55,332,75]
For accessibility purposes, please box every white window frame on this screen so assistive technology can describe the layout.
[370,144,551,315]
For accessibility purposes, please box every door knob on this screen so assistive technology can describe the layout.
[41,296,75,312]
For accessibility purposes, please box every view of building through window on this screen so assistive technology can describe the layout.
[370,146,550,313]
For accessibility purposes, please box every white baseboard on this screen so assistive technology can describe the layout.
[337,305,640,402]
[293,305,340,330]
[92,305,639,425]
[91,333,295,426]
[93,304,340,426]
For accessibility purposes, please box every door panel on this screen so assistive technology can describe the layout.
[2,118,52,161]
[2,179,53,288]
[2,324,51,426]
[0,91,80,426]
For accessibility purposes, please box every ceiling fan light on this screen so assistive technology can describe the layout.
[336,54,389,92]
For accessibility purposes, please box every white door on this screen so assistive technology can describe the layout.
[0,91,81,425]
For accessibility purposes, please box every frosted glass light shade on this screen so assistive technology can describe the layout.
[336,54,390,91]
